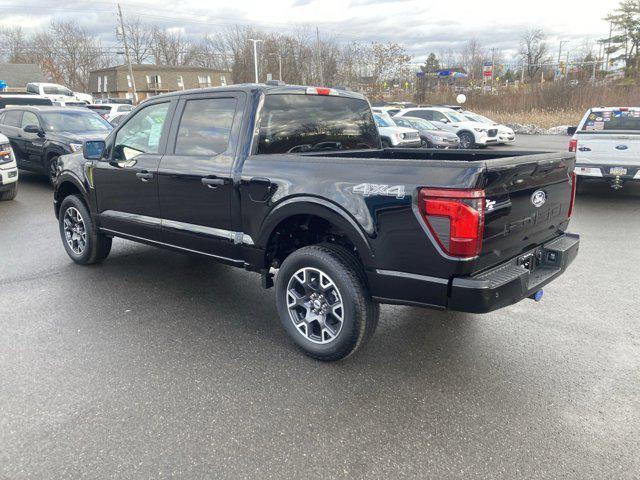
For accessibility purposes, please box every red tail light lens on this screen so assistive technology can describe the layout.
[569,138,577,152]
[568,171,577,217]
[418,188,485,258]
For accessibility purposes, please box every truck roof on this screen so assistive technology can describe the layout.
[156,83,368,102]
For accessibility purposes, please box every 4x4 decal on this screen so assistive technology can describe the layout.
[352,183,406,199]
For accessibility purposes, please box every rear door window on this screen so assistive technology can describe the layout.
[582,110,640,131]
[408,110,432,121]
[3,110,22,127]
[257,94,379,154]
[174,97,237,156]
[21,111,40,129]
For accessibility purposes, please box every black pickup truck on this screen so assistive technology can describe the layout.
[53,83,579,361]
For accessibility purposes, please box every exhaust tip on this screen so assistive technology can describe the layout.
[529,290,544,302]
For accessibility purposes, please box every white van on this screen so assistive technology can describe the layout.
[570,107,640,190]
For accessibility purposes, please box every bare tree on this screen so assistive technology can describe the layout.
[150,27,198,66]
[461,39,486,79]
[1,27,33,63]
[519,29,551,80]
[124,17,154,64]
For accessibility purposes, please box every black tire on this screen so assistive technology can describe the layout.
[458,131,475,149]
[59,195,112,264]
[276,244,379,361]
[0,183,17,201]
[47,155,59,186]
[381,139,391,148]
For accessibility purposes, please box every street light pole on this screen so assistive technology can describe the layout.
[248,39,263,83]
[269,53,283,81]
[556,40,569,80]
[117,3,138,103]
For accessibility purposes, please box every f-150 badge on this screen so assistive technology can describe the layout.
[352,183,406,199]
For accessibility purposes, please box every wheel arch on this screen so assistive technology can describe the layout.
[257,197,375,270]
[54,173,90,218]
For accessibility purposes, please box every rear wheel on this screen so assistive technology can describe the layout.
[458,131,475,149]
[276,244,379,361]
[47,156,59,186]
[59,195,112,264]
[0,183,17,201]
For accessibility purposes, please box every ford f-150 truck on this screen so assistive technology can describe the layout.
[569,107,640,190]
[53,83,579,361]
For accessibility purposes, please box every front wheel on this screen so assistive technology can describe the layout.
[47,156,59,186]
[458,131,475,149]
[0,183,17,201]
[276,244,379,361]
[59,195,112,264]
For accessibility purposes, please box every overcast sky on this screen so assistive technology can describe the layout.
[0,0,619,62]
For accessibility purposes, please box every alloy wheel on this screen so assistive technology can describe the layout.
[63,207,87,255]
[286,267,344,344]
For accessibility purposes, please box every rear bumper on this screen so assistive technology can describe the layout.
[575,164,640,180]
[368,233,579,313]
[448,233,580,313]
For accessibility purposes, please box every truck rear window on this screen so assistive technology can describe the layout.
[582,110,640,131]
[257,94,379,154]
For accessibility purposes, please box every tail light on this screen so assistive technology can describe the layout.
[569,137,577,152]
[568,171,577,217]
[418,188,485,258]
[305,87,340,96]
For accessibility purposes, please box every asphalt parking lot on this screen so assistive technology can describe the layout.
[1,136,639,479]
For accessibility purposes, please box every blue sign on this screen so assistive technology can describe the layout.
[0,80,7,91]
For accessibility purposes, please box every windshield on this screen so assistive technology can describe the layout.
[446,111,468,123]
[40,111,112,133]
[257,94,379,154]
[465,112,494,124]
[43,86,73,96]
[373,114,393,127]
[582,110,640,131]
[399,117,437,130]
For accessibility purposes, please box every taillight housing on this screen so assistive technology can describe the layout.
[418,188,485,258]
[569,137,577,152]
[568,171,577,217]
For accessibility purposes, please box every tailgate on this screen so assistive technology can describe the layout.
[576,132,640,167]
[474,153,574,273]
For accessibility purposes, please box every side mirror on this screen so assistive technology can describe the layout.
[439,118,450,124]
[83,140,106,160]
[23,124,43,135]
[567,126,577,136]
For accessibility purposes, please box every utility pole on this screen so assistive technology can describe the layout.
[605,21,613,71]
[117,3,138,103]
[316,26,324,86]
[248,39,262,83]
[556,40,569,80]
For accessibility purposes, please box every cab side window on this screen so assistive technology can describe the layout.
[114,102,170,160]
[3,110,22,127]
[431,111,449,122]
[410,110,432,121]
[174,97,237,156]
[21,111,40,129]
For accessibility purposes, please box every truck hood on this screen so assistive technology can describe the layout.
[47,131,110,144]
[420,129,459,140]
[377,126,418,135]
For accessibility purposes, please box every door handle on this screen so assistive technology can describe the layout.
[250,177,272,186]
[136,171,154,182]
[202,177,225,188]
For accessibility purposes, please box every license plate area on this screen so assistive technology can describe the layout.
[610,167,628,176]
[517,252,536,271]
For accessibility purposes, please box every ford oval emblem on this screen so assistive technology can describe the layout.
[531,190,547,208]
[615,144,628,150]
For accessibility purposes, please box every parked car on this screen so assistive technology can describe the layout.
[0,106,112,184]
[371,106,402,117]
[87,103,134,122]
[95,98,133,105]
[0,133,18,200]
[395,107,499,148]
[462,111,515,144]
[53,83,579,361]
[569,106,640,190]
[0,93,53,109]
[393,116,461,148]
[26,82,93,106]
[373,113,421,148]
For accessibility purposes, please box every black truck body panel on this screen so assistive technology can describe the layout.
[54,83,578,313]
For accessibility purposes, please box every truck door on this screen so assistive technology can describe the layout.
[157,91,245,261]
[19,111,46,170]
[93,99,175,241]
